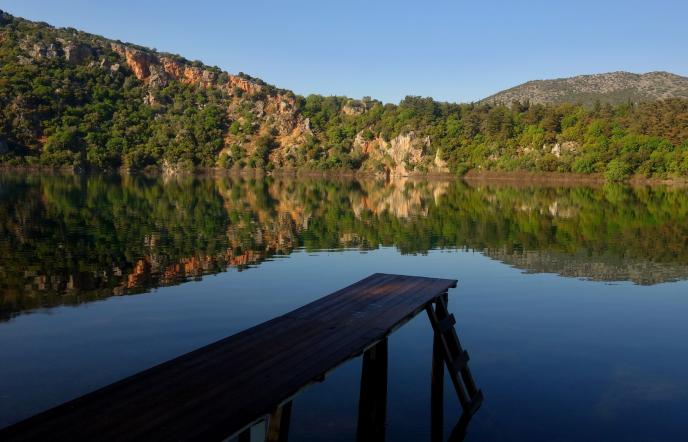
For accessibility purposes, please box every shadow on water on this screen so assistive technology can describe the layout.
[2,172,688,320]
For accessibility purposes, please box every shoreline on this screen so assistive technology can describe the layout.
[2,164,687,186]
[462,170,688,187]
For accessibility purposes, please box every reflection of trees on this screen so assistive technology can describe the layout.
[487,248,688,285]
[1,174,688,320]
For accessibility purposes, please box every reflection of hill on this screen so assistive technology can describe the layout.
[1,174,688,320]
[486,248,688,285]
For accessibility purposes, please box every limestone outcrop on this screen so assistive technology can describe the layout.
[354,130,448,176]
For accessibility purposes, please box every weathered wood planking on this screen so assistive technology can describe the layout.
[0,273,457,441]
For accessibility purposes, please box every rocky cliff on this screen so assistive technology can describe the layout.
[105,42,316,169]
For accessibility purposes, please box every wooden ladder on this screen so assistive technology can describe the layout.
[426,293,483,418]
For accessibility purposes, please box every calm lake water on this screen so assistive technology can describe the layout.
[1,173,688,441]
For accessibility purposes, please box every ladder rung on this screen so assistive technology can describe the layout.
[450,350,470,372]
[438,314,456,333]
[465,389,484,416]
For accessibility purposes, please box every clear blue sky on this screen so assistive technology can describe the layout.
[3,0,687,103]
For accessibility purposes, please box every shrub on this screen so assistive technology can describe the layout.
[572,153,600,174]
[604,159,632,182]
[218,153,232,169]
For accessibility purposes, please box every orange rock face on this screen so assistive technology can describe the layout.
[226,75,262,95]
[160,57,184,80]
[159,57,216,88]
[111,43,154,80]
[112,42,264,95]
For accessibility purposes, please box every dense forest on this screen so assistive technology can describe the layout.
[1,10,688,180]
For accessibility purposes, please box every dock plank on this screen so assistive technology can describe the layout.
[0,273,457,441]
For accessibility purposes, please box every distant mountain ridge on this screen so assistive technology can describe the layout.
[482,71,688,106]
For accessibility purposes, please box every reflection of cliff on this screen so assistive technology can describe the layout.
[2,174,688,320]
[351,179,449,219]
[486,248,688,285]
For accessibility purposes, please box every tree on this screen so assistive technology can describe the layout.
[604,159,632,182]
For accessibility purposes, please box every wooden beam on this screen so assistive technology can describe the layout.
[426,293,483,420]
[446,412,472,442]
[356,338,388,442]
[266,401,292,442]
[437,296,480,400]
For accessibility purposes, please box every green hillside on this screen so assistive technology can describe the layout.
[1,10,688,180]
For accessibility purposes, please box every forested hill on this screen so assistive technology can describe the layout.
[482,71,688,106]
[1,10,688,180]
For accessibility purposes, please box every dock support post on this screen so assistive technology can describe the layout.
[266,401,292,442]
[431,330,444,442]
[356,338,388,442]
[237,427,251,442]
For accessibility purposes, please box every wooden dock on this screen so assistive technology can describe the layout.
[0,273,482,441]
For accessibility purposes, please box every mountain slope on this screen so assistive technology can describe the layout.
[1,10,688,180]
[0,10,316,171]
[482,71,688,106]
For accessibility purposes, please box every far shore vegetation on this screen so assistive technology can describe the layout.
[1,10,687,183]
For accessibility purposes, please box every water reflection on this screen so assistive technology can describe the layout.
[1,173,687,320]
